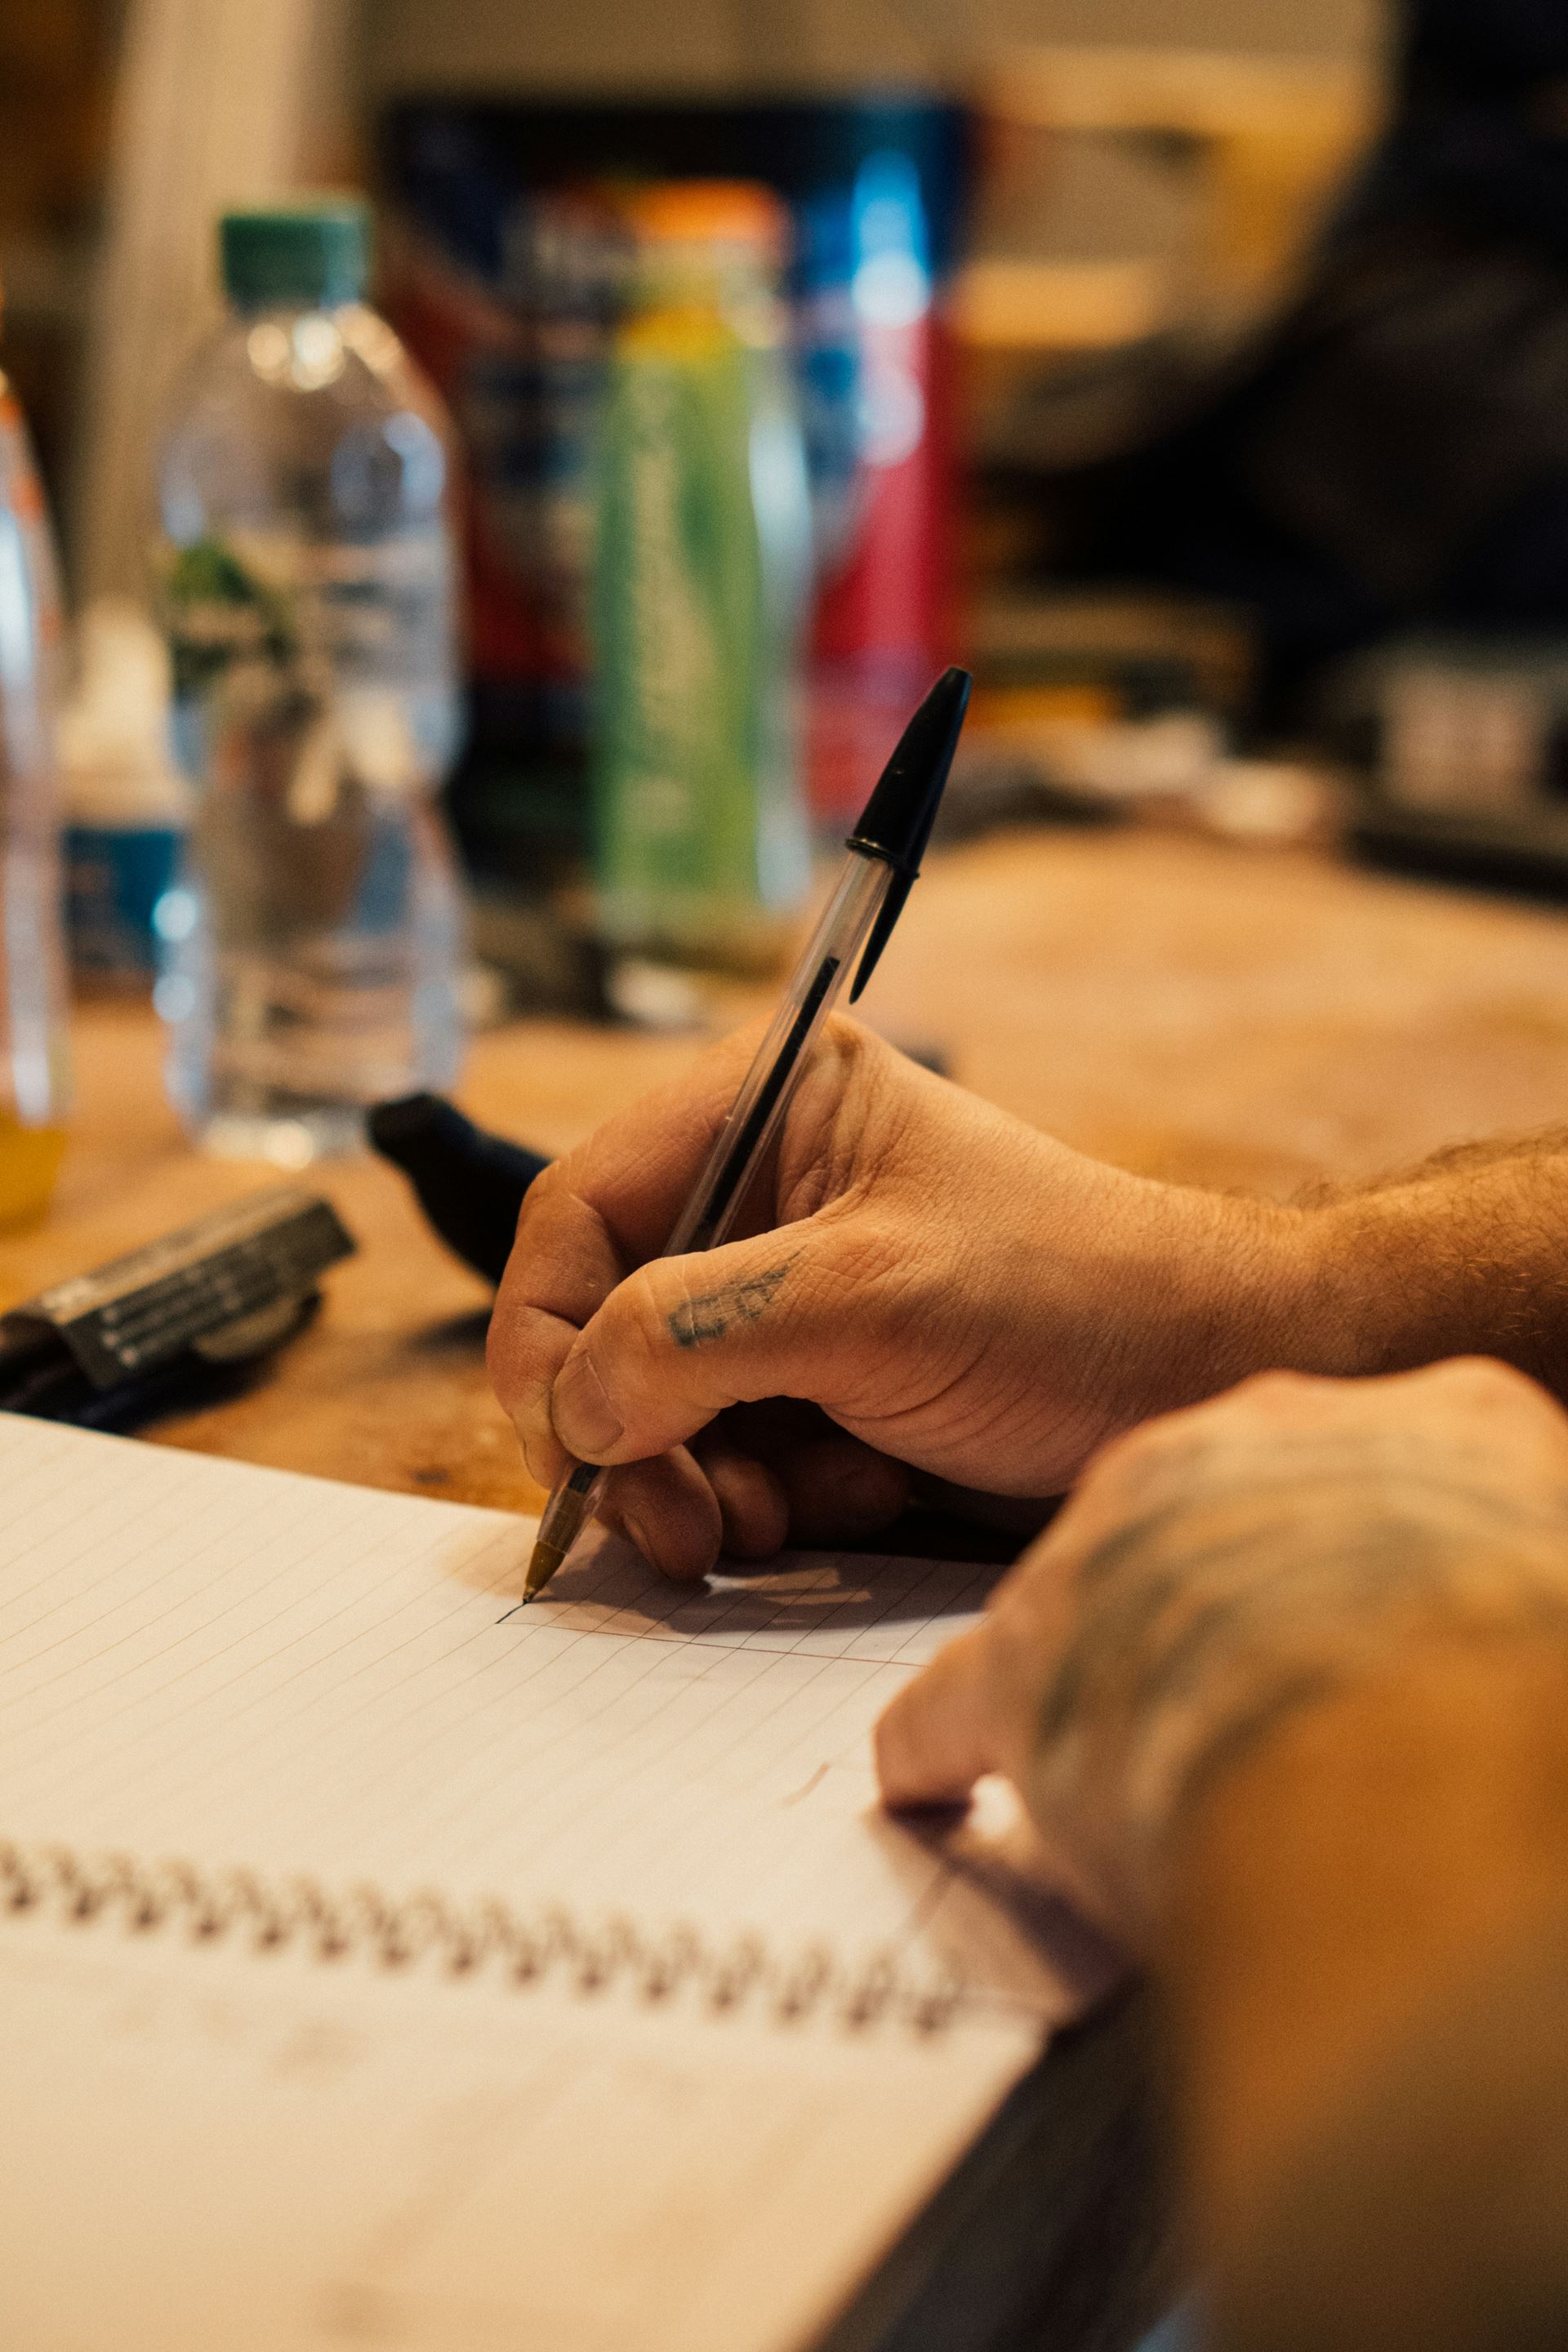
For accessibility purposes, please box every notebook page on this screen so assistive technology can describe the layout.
[0,1914,1039,2352]
[0,1417,1107,2015]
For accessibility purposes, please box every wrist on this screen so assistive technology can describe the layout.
[1298,1174,1562,1386]
[1111,1184,1348,1423]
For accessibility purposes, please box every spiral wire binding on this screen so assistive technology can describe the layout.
[0,1839,967,2038]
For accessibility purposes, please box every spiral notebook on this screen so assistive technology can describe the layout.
[0,1414,1111,2352]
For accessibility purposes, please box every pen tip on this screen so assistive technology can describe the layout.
[521,1537,567,1606]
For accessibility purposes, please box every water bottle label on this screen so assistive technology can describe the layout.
[161,532,460,800]
[593,331,808,950]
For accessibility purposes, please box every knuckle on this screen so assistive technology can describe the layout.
[513,1383,559,1479]
[626,1262,677,1356]
[484,1307,530,1407]
[509,1153,568,1250]
[826,1214,906,1290]
[603,1265,678,1397]
[1427,1354,1539,1405]
[486,1294,565,1402]
[1227,1367,1329,1410]
[815,1218,925,1345]
[1414,1356,1568,1442]
[1072,1405,1221,1521]
[817,1009,878,1075]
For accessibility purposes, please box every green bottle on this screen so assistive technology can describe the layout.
[592,182,812,970]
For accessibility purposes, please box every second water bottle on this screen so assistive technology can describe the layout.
[155,201,465,1163]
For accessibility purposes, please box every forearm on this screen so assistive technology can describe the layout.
[1067,1134,1568,1448]
[1301,1137,1568,1396]
[1158,1639,1568,2264]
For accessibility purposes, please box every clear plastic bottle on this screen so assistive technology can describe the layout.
[0,355,71,1225]
[155,200,465,1163]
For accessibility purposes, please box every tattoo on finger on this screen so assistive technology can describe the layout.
[668,1255,800,1350]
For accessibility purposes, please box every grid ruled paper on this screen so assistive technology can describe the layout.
[0,1415,1105,2012]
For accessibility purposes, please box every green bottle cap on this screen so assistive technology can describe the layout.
[219,201,369,310]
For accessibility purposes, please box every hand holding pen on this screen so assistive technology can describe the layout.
[517,667,972,1601]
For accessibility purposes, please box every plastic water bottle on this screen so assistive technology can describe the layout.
[593,182,813,973]
[0,355,70,1225]
[155,201,465,1164]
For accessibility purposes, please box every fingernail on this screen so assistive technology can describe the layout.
[551,1350,624,1458]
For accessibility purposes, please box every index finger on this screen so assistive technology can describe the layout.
[545,1022,774,1269]
[487,1024,774,1481]
[487,1163,628,1483]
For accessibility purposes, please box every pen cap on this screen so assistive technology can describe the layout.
[845,666,971,1000]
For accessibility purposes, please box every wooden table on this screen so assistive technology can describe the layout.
[10,825,1568,1508]
[12,823,1568,2352]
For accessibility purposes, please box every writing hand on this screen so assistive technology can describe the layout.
[488,1015,1315,1579]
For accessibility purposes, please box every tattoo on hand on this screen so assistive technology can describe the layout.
[1028,1453,1568,1932]
[668,1255,800,1349]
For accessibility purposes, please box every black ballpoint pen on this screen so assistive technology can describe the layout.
[522,664,973,1602]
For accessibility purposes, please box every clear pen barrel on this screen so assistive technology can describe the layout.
[665,856,894,1258]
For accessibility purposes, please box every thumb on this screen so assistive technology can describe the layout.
[549,1223,851,1464]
